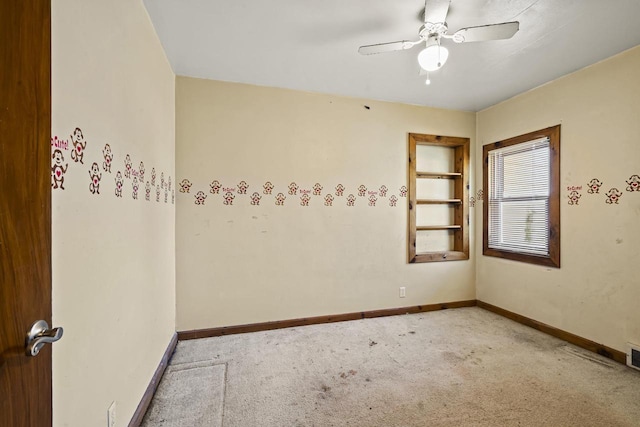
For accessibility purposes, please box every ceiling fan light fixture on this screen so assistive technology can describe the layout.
[418,43,449,71]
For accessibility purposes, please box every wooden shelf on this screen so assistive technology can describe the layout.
[414,251,468,262]
[416,199,461,205]
[416,171,462,179]
[416,225,462,231]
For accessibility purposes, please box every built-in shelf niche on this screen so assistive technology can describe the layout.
[408,133,470,263]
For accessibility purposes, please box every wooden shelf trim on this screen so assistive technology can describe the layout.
[416,225,461,231]
[416,199,462,205]
[413,251,469,263]
[416,171,462,179]
[408,133,470,263]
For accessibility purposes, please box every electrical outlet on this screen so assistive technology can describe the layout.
[108,401,116,427]
[399,287,406,298]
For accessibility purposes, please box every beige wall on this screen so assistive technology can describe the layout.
[175,77,476,331]
[476,46,640,353]
[52,1,175,426]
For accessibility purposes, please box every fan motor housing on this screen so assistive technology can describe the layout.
[420,22,448,38]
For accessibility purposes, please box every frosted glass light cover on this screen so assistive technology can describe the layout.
[418,45,449,71]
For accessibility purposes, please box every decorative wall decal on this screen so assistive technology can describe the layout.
[263,181,274,195]
[88,162,102,194]
[476,189,484,201]
[605,188,622,204]
[275,193,286,206]
[171,189,175,204]
[150,168,156,186]
[51,126,174,208]
[626,174,640,192]
[165,178,411,209]
[100,144,113,173]
[324,194,334,206]
[179,179,192,193]
[237,180,249,194]
[469,196,476,207]
[194,191,207,205]
[70,128,86,164]
[132,177,140,200]
[250,192,262,205]
[114,171,124,198]
[210,180,221,194]
[51,149,68,190]
[223,192,235,205]
[587,178,602,194]
[138,162,145,182]
[51,136,69,151]
[568,190,581,205]
[124,154,132,179]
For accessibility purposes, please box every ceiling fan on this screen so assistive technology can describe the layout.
[358,0,519,82]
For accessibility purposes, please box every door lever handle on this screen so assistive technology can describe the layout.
[26,320,64,357]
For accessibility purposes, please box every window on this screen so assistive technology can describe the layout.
[482,125,560,267]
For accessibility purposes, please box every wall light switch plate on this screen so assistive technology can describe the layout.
[399,287,406,298]
[108,401,116,427]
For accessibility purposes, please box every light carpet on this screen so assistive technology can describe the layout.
[143,307,640,426]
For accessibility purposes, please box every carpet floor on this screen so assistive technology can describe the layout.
[141,307,640,426]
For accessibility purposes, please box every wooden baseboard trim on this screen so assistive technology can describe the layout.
[178,299,477,340]
[477,300,626,364]
[128,332,178,427]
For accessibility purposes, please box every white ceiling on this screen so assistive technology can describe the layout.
[143,0,640,112]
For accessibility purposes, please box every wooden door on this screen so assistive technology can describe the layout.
[0,1,52,426]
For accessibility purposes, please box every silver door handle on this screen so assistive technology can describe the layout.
[25,320,64,357]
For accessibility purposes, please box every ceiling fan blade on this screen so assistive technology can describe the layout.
[424,0,451,24]
[452,21,519,43]
[358,40,419,55]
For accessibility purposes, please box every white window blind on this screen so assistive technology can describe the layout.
[488,137,550,256]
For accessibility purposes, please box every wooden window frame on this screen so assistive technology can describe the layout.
[408,133,470,263]
[482,125,561,268]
